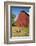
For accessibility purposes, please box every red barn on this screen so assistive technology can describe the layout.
[16,11,29,27]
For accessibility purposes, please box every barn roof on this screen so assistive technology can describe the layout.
[20,10,29,16]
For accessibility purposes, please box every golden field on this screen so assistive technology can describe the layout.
[12,26,29,37]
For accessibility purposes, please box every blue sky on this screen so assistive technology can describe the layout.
[10,6,31,16]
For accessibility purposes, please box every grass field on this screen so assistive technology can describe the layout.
[12,26,29,37]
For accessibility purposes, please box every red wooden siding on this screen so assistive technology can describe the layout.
[16,12,29,27]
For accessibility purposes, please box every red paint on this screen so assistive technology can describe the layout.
[16,12,29,27]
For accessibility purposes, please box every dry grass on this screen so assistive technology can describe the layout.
[12,26,29,37]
